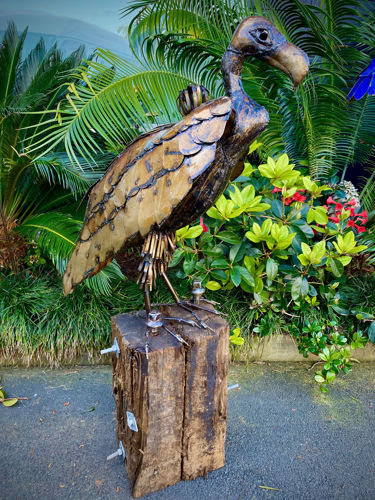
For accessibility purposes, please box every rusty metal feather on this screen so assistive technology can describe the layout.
[63,97,232,294]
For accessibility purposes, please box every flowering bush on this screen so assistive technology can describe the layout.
[170,151,373,390]
[172,153,367,301]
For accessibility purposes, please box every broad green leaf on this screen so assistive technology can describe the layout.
[183,255,197,275]
[169,248,185,267]
[301,242,311,257]
[216,231,241,245]
[2,399,18,407]
[248,140,262,154]
[211,269,227,281]
[337,256,352,266]
[240,267,255,287]
[330,259,344,277]
[254,277,264,293]
[271,199,282,218]
[206,281,221,291]
[298,254,309,266]
[211,259,229,269]
[276,233,296,250]
[241,163,255,177]
[326,371,336,383]
[291,276,303,300]
[206,207,223,220]
[184,225,203,239]
[266,259,278,280]
[229,243,241,262]
[228,184,243,206]
[230,266,242,287]
[243,255,255,273]
[230,336,245,346]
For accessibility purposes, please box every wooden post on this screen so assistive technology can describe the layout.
[111,305,229,498]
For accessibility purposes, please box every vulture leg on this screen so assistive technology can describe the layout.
[144,285,152,316]
[137,232,220,336]
[160,271,221,330]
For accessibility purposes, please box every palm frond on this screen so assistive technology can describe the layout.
[26,49,211,164]
[17,212,81,266]
[32,153,108,197]
[28,0,375,186]
[85,261,125,296]
[17,211,124,295]
[0,22,27,105]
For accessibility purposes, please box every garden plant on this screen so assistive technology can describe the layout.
[170,149,372,391]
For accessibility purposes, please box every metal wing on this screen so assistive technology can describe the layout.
[63,97,232,294]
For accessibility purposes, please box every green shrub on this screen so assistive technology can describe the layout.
[170,150,374,390]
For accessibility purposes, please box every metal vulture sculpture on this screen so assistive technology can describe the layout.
[63,16,309,326]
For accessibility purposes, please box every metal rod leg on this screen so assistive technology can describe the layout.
[160,271,180,303]
[160,272,210,329]
[144,284,151,315]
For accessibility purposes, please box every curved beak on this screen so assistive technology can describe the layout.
[261,41,310,88]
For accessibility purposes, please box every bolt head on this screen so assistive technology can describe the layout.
[192,279,202,290]
[146,310,163,333]
[148,310,161,322]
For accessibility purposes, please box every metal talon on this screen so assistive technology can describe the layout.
[201,298,220,306]
[177,302,208,329]
[199,321,216,334]
[185,301,221,316]
[162,316,199,328]
[163,326,189,346]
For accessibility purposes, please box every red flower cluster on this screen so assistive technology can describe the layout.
[281,189,306,206]
[200,217,208,233]
[326,197,367,233]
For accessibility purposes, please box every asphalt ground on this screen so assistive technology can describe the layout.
[1,363,374,500]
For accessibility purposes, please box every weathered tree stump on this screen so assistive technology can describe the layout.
[111,304,229,498]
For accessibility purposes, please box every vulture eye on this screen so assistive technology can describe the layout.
[254,29,270,44]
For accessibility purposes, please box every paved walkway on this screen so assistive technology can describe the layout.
[1,363,374,499]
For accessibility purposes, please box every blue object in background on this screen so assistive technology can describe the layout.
[348,58,375,100]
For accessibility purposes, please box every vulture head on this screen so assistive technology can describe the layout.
[229,16,310,87]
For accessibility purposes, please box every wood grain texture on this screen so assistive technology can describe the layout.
[112,312,185,498]
[161,304,229,480]
[111,306,229,497]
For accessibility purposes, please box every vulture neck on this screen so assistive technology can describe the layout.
[222,49,247,99]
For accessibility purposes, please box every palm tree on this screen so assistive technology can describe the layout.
[29,1,375,206]
[0,22,123,293]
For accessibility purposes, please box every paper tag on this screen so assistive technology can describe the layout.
[126,411,138,432]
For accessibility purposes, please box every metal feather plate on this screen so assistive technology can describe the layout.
[63,97,232,294]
